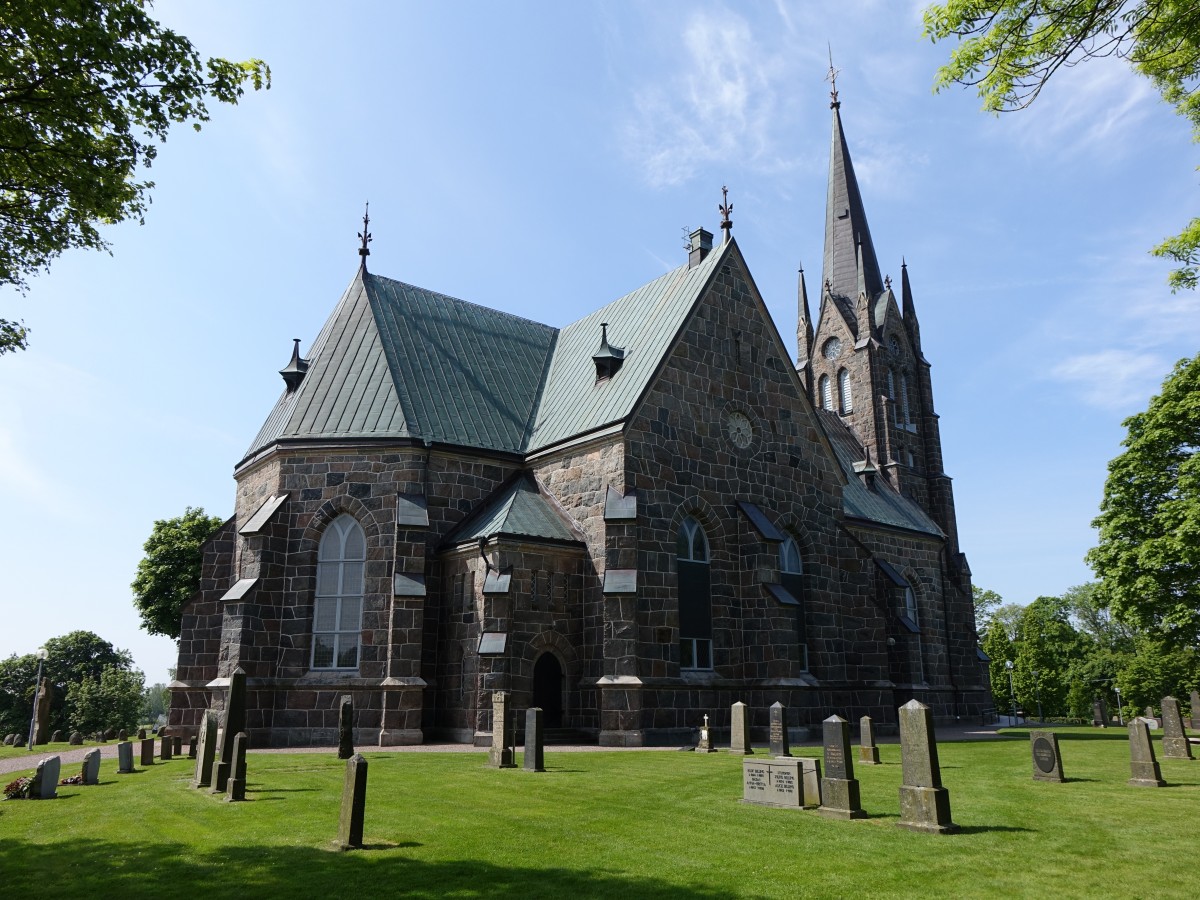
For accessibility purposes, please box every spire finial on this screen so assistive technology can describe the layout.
[357,202,372,266]
[885,274,892,290]
[719,185,733,241]
[826,44,840,109]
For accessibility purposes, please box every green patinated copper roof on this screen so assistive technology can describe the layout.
[815,408,944,537]
[442,472,584,547]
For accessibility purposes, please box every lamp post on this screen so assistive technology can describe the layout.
[1032,669,1043,722]
[1005,660,1017,725]
[1115,685,1124,726]
[26,647,48,751]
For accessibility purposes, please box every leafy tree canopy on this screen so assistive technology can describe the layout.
[1086,354,1200,648]
[131,506,225,639]
[973,585,1004,634]
[68,664,144,735]
[0,0,269,352]
[923,1,1200,290]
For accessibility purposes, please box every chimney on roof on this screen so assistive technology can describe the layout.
[592,322,626,383]
[853,445,878,491]
[688,227,713,268]
[279,338,309,393]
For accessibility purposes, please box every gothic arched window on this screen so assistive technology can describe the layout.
[901,373,912,427]
[887,368,898,425]
[819,374,832,411]
[780,537,808,671]
[312,514,365,670]
[838,368,853,414]
[677,516,712,670]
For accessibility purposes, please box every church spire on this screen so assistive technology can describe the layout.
[822,95,883,307]
[901,258,923,354]
[796,264,814,391]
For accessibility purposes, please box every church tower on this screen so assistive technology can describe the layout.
[806,85,965,567]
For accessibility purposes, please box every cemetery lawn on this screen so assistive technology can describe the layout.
[1,728,1197,899]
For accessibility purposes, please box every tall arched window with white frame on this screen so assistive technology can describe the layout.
[901,372,912,427]
[677,516,712,671]
[887,368,898,425]
[312,514,365,670]
[779,537,808,672]
[838,368,852,414]
[819,374,832,411]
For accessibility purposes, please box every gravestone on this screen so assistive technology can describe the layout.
[338,695,355,760]
[1128,719,1166,787]
[188,736,197,759]
[171,735,181,755]
[859,716,880,765]
[742,757,802,808]
[50,730,62,744]
[81,748,101,785]
[160,735,172,761]
[524,707,545,772]
[730,701,753,755]
[32,755,60,799]
[140,737,155,767]
[96,731,106,743]
[117,729,126,741]
[32,681,53,745]
[193,710,218,788]
[338,754,368,850]
[225,732,248,802]
[138,728,146,740]
[897,699,959,834]
[68,731,82,746]
[1092,698,1109,727]
[486,691,516,768]
[797,757,822,808]
[1030,731,1064,782]
[1159,696,1193,760]
[2,734,12,745]
[213,668,247,792]
[1142,706,1159,728]
[769,702,790,757]
[105,728,117,740]
[117,740,134,774]
[1191,690,1199,731]
[818,716,865,820]
[696,714,717,753]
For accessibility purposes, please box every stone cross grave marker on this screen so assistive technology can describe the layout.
[117,740,134,774]
[1030,731,1064,782]
[213,668,247,792]
[140,737,155,767]
[193,711,218,788]
[1128,718,1166,787]
[730,701,753,755]
[338,695,355,760]
[338,753,368,850]
[818,715,866,820]
[897,699,959,834]
[697,714,717,753]
[769,702,790,758]
[1191,690,1199,731]
[1160,696,1193,760]
[487,691,516,768]
[226,732,248,802]
[859,715,880,765]
[33,756,60,799]
[160,734,172,761]
[81,748,101,785]
[1092,698,1109,727]
[524,707,545,772]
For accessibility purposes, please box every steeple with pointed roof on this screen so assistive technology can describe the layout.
[822,102,884,311]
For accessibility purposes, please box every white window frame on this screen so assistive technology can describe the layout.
[838,368,853,415]
[311,514,365,671]
[677,516,713,672]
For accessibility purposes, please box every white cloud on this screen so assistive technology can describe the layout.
[1052,349,1173,410]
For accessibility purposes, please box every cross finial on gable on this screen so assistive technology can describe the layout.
[719,185,733,241]
[826,44,840,109]
[357,202,372,269]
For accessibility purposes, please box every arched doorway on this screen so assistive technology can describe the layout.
[532,652,564,728]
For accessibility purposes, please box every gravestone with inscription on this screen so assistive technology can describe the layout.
[225,732,248,802]
[769,702,790,758]
[730,701,753,755]
[742,757,801,808]
[81,748,101,785]
[859,716,880,765]
[32,756,60,799]
[338,754,368,850]
[213,668,247,792]
[1128,718,1166,787]
[897,699,958,834]
[117,740,134,774]
[1030,731,1064,782]
[696,714,717,753]
[140,737,155,766]
[818,715,865,820]
[1092,698,1109,727]
[192,710,218,788]
[486,691,516,768]
[1159,697,1193,760]
[338,695,355,760]
[524,707,545,772]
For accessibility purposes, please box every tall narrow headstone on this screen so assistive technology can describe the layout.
[225,732,248,802]
[192,711,218,788]
[117,740,134,774]
[188,736,197,759]
[897,699,958,834]
[1190,690,1199,731]
[524,707,545,772]
[338,754,368,850]
[1030,731,1065,782]
[859,716,880,765]
[486,691,515,768]
[338,695,355,760]
[818,716,866,820]
[159,734,172,760]
[81,748,101,785]
[32,756,60,799]
[173,735,182,756]
[1159,697,1193,761]
[696,714,717,753]
[32,681,53,745]
[213,668,247,792]
[729,701,753,755]
[140,737,155,766]
[1092,698,1109,727]
[1128,719,1166,787]
[769,702,790,758]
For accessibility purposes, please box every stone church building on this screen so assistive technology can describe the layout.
[170,97,988,747]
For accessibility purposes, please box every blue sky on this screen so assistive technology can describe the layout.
[3,1,1198,683]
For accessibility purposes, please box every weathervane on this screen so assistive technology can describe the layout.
[358,201,372,263]
[719,185,733,240]
[826,44,840,109]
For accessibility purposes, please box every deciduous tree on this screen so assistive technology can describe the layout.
[131,506,225,640]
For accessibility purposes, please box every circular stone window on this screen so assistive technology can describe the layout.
[822,337,842,360]
[726,411,753,449]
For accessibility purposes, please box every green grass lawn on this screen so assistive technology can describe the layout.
[1,728,1197,898]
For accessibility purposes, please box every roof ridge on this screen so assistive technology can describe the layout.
[366,271,558,335]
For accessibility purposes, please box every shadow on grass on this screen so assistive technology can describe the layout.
[0,838,727,899]
[956,824,1035,835]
